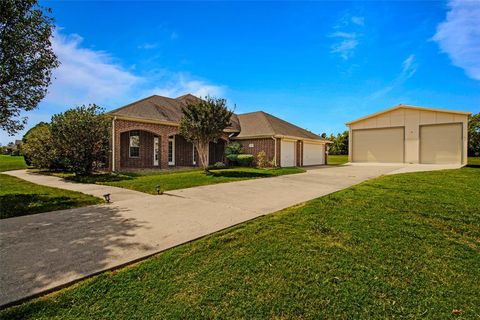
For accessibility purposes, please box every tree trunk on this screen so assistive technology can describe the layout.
[195,141,209,172]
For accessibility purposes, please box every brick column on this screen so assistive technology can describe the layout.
[161,134,169,168]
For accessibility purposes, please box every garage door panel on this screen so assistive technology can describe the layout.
[420,124,462,164]
[303,143,325,166]
[352,127,404,163]
[281,140,295,167]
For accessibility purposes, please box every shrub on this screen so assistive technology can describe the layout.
[226,154,239,165]
[213,161,227,169]
[256,151,267,168]
[225,142,243,155]
[22,123,63,170]
[237,154,254,167]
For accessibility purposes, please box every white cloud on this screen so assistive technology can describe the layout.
[351,16,365,26]
[47,32,141,107]
[370,54,418,98]
[145,74,225,98]
[138,43,158,49]
[330,15,364,60]
[432,0,480,80]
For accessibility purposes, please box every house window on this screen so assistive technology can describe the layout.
[129,130,140,158]
[168,136,175,165]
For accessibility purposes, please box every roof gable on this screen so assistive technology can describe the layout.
[346,104,471,125]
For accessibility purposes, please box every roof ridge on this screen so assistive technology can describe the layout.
[108,95,158,115]
[258,111,276,135]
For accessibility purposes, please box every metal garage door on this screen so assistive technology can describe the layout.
[281,140,295,167]
[352,127,404,163]
[303,143,325,166]
[420,123,462,164]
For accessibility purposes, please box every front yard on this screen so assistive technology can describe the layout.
[41,167,306,194]
[0,175,102,219]
[2,167,478,319]
[0,155,28,172]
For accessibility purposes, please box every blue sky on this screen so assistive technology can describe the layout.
[2,0,479,144]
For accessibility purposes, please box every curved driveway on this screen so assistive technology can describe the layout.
[1,165,400,307]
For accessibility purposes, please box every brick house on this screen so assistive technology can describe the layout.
[108,94,329,171]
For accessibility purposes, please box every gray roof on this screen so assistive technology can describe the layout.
[109,94,323,140]
[235,111,322,140]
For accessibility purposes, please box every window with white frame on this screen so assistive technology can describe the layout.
[168,136,175,165]
[129,130,140,158]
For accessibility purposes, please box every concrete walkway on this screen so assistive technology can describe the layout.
[0,165,401,307]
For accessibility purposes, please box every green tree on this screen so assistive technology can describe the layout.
[51,105,110,175]
[0,0,59,135]
[468,113,480,157]
[328,130,349,155]
[22,122,60,169]
[179,96,233,171]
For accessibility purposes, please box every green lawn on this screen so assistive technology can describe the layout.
[41,167,306,195]
[469,157,480,166]
[0,155,27,172]
[327,154,348,165]
[0,175,102,219]
[3,167,479,319]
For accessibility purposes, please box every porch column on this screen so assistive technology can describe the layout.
[160,134,170,168]
[113,125,121,172]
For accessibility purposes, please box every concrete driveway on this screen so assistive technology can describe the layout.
[1,165,401,307]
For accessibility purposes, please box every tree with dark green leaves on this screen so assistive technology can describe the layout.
[51,105,110,175]
[468,113,480,157]
[22,122,61,169]
[179,96,233,171]
[0,0,59,135]
[328,130,349,155]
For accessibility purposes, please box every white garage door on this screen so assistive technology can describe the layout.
[420,123,462,164]
[281,140,295,167]
[303,143,325,166]
[352,127,404,163]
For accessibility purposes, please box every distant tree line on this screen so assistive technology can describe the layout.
[469,113,480,157]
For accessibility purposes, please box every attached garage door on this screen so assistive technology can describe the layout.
[281,140,295,167]
[420,123,462,164]
[352,127,404,163]
[303,143,325,166]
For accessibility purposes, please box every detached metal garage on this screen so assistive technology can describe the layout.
[346,105,470,165]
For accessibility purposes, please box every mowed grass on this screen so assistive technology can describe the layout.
[327,154,348,165]
[0,175,102,219]
[43,167,306,194]
[2,167,479,319]
[469,157,480,166]
[0,155,27,172]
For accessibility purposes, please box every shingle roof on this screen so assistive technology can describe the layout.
[235,111,323,140]
[109,94,323,141]
[108,94,240,131]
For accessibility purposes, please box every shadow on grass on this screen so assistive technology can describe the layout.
[64,173,135,184]
[0,194,93,220]
[466,164,480,168]
[207,170,272,178]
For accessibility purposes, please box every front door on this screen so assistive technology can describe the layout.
[153,137,159,166]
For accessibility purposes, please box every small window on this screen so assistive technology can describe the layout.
[129,131,140,158]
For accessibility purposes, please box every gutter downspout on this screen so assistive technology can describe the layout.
[271,136,277,167]
[112,116,116,172]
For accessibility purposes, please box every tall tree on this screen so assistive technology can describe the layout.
[51,105,110,175]
[468,113,480,157]
[179,96,233,171]
[0,0,59,135]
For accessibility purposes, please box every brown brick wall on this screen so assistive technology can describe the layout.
[175,135,196,167]
[112,119,178,170]
[120,130,157,168]
[235,138,276,165]
[209,140,226,165]
[296,140,303,167]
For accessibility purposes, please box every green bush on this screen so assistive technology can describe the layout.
[226,154,238,164]
[225,142,243,155]
[237,154,254,167]
[213,161,227,169]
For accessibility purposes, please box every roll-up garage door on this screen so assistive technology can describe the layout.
[281,140,295,167]
[420,123,462,164]
[352,127,404,163]
[303,143,325,166]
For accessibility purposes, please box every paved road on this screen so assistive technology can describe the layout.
[0,165,400,306]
